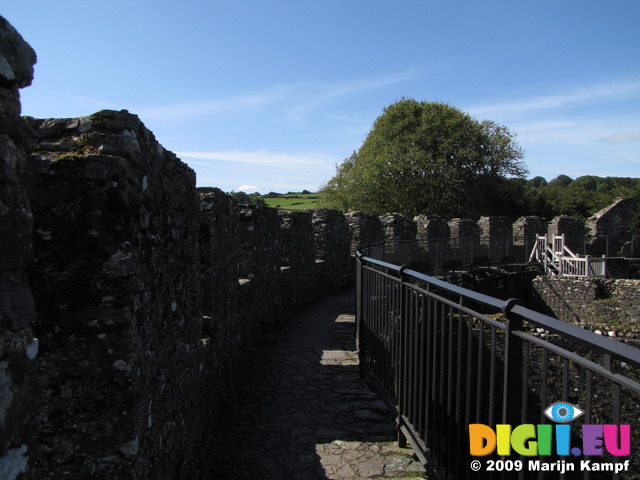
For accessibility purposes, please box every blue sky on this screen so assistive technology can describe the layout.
[4,1,640,193]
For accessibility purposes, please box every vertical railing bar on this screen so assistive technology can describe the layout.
[475,320,484,423]
[424,294,433,447]
[412,290,419,430]
[562,357,569,402]
[465,313,473,429]
[431,298,439,450]
[605,353,622,480]
[418,294,426,438]
[502,298,523,428]
[584,369,592,424]
[521,341,530,425]
[447,305,454,417]
[405,288,418,428]
[412,291,420,435]
[407,289,418,429]
[375,270,380,375]
[488,325,497,427]
[583,369,593,480]
[438,300,446,469]
[455,309,463,425]
[392,275,398,401]
[540,350,549,424]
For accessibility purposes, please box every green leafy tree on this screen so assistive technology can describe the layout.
[319,99,527,217]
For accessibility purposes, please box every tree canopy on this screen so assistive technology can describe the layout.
[319,99,527,218]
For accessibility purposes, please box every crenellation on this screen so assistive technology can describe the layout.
[1,15,639,479]
[478,216,514,263]
[379,212,417,242]
[0,16,39,480]
[24,108,202,479]
[344,211,384,255]
[309,208,353,291]
[548,215,586,253]
[447,218,481,266]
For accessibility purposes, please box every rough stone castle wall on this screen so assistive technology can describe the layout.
[344,211,384,255]
[0,16,39,480]
[530,277,640,336]
[1,15,639,479]
[24,110,203,479]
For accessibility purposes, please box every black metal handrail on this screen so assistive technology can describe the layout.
[355,250,640,479]
[361,234,640,273]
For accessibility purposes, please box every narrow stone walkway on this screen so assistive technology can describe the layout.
[218,289,427,480]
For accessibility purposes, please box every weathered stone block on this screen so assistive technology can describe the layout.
[446,218,480,266]
[344,211,384,255]
[379,213,416,242]
[513,216,547,247]
[25,110,202,479]
[237,203,282,324]
[587,197,636,255]
[548,216,586,253]
[309,208,353,291]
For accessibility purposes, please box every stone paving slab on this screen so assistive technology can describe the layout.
[217,289,427,479]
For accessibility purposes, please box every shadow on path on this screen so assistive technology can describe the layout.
[217,289,426,480]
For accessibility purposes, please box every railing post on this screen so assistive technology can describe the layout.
[356,252,363,355]
[397,265,408,448]
[502,298,524,426]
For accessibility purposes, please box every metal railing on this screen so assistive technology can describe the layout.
[355,251,640,479]
[363,235,639,274]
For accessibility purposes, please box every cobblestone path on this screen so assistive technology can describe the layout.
[218,289,427,480]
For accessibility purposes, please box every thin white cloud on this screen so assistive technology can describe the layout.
[177,149,337,168]
[287,65,448,121]
[53,93,124,115]
[604,131,640,142]
[135,88,285,121]
[468,79,640,118]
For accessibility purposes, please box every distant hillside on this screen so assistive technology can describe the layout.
[228,191,321,211]
[260,192,320,210]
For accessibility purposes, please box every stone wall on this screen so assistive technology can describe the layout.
[587,197,636,255]
[512,216,547,247]
[529,277,640,337]
[547,215,586,252]
[237,203,282,325]
[478,216,514,262]
[24,110,203,479]
[344,211,384,255]
[379,213,417,242]
[1,14,639,479]
[0,16,39,480]
[447,218,481,266]
[19,110,360,477]
[278,209,319,315]
[311,208,354,292]
[413,216,451,270]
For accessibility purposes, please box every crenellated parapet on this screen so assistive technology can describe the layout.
[0,15,39,480]
[1,14,638,479]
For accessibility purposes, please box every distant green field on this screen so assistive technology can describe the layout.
[261,193,320,210]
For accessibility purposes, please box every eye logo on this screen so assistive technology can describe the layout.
[544,402,584,423]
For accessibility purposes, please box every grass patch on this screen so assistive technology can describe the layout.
[260,193,320,211]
